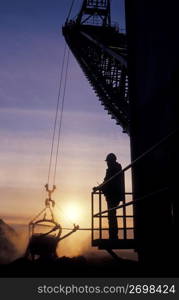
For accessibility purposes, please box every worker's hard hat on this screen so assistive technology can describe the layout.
[105,153,117,162]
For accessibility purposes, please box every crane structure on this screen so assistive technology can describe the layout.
[63,0,134,259]
[63,0,178,272]
[63,0,129,133]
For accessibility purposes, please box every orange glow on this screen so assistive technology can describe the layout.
[62,202,83,224]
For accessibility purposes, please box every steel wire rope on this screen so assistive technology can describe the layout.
[45,46,73,225]
[30,1,77,232]
[53,49,70,186]
[47,44,68,186]
[47,0,74,186]
[66,0,76,22]
[45,48,71,226]
[45,0,77,226]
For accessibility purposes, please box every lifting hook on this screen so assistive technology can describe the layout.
[45,183,56,207]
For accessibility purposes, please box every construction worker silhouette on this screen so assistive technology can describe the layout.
[99,153,125,239]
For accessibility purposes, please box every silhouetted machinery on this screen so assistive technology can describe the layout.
[125,0,178,270]
[26,185,79,260]
[63,0,178,272]
[63,0,129,133]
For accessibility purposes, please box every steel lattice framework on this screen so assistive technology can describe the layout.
[63,0,129,133]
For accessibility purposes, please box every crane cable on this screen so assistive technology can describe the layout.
[45,45,73,225]
[66,0,76,22]
[31,46,72,229]
[47,45,70,187]
[42,0,76,228]
[53,50,70,185]
[29,0,78,235]
[47,0,76,188]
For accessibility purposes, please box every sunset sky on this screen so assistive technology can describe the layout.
[0,0,133,257]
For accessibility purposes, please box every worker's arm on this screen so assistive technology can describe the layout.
[93,168,109,192]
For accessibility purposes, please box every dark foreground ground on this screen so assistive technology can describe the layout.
[1,255,178,278]
[0,220,178,278]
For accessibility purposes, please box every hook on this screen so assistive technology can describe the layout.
[44,184,56,207]
[45,184,56,195]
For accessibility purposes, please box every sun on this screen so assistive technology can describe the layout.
[63,203,83,223]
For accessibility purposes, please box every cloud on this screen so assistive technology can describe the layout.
[0,0,130,230]
[0,106,131,200]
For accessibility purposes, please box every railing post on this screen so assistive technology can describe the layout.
[99,190,102,240]
[91,192,94,244]
[123,184,127,240]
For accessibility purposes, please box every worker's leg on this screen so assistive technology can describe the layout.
[107,200,118,239]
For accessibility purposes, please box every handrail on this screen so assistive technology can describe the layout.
[93,186,168,217]
[91,128,177,244]
[63,227,134,231]
[94,128,177,192]
[80,31,127,68]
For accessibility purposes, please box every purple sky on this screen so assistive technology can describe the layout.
[0,0,131,256]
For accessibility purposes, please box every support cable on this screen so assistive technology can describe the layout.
[53,50,70,186]
[47,44,68,186]
[29,1,79,236]
[66,0,76,22]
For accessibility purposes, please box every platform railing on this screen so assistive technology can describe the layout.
[91,190,134,243]
[91,128,177,246]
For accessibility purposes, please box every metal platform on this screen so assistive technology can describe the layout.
[92,239,136,249]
